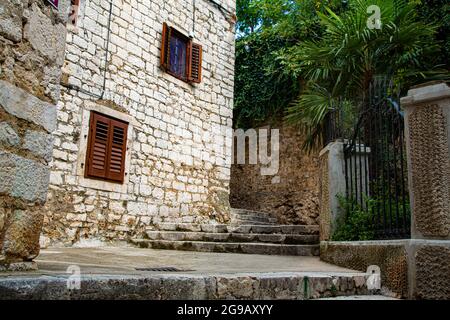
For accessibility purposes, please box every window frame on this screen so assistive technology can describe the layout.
[166,28,191,82]
[160,23,202,84]
[84,111,129,184]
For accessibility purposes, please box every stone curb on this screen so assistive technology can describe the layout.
[0,272,374,300]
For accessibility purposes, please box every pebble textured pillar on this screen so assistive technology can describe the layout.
[401,81,450,299]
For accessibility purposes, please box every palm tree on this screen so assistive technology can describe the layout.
[283,0,447,150]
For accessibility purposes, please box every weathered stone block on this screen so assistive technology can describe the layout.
[0,80,56,133]
[0,261,38,272]
[0,121,20,146]
[320,240,409,298]
[414,244,450,300]
[0,0,23,42]
[176,223,202,232]
[1,209,43,263]
[0,151,50,202]
[24,3,66,67]
[215,276,257,299]
[258,275,301,299]
[23,130,54,162]
[201,224,228,233]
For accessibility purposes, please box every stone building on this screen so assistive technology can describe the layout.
[42,0,236,245]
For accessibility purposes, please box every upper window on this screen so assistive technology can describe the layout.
[85,112,128,183]
[160,23,203,83]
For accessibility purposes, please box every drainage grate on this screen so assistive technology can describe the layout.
[135,266,192,272]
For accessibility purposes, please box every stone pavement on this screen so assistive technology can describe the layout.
[0,246,393,299]
[35,246,355,275]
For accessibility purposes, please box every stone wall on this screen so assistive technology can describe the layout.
[230,124,320,225]
[320,240,409,298]
[42,0,236,245]
[0,0,67,265]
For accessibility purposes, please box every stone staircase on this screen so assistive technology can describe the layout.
[229,208,278,226]
[131,209,320,256]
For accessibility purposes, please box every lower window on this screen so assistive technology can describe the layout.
[85,111,128,183]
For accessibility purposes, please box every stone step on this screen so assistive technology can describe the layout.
[230,208,273,217]
[229,221,276,227]
[131,239,320,256]
[230,213,278,224]
[152,223,319,235]
[229,219,276,226]
[145,231,319,244]
[228,224,319,235]
[152,223,227,233]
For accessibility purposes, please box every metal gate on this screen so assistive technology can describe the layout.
[338,77,411,239]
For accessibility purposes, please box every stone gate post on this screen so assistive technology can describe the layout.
[318,141,346,241]
[401,81,450,299]
[318,140,371,240]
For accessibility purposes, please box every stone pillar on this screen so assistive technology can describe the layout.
[319,141,370,241]
[319,141,346,241]
[401,81,450,299]
[0,1,68,270]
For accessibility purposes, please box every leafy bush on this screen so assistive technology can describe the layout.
[332,194,376,241]
[332,192,411,241]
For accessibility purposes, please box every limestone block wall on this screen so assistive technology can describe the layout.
[230,124,320,225]
[42,0,236,244]
[0,0,67,264]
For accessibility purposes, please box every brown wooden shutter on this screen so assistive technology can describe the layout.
[188,42,202,83]
[160,22,171,70]
[86,112,110,179]
[106,119,128,182]
[85,112,128,183]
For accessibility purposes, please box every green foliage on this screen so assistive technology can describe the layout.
[234,34,300,128]
[234,0,449,146]
[332,192,411,241]
[236,0,296,36]
[332,194,376,241]
[283,0,448,150]
[416,0,450,69]
[234,0,344,127]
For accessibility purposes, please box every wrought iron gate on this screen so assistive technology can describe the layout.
[337,77,411,239]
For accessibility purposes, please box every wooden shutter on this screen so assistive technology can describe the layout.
[188,42,202,83]
[86,113,110,179]
[106,119,128,182]
[69,0,80,26]
[160,22,171,70]
[85,112,128,183]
